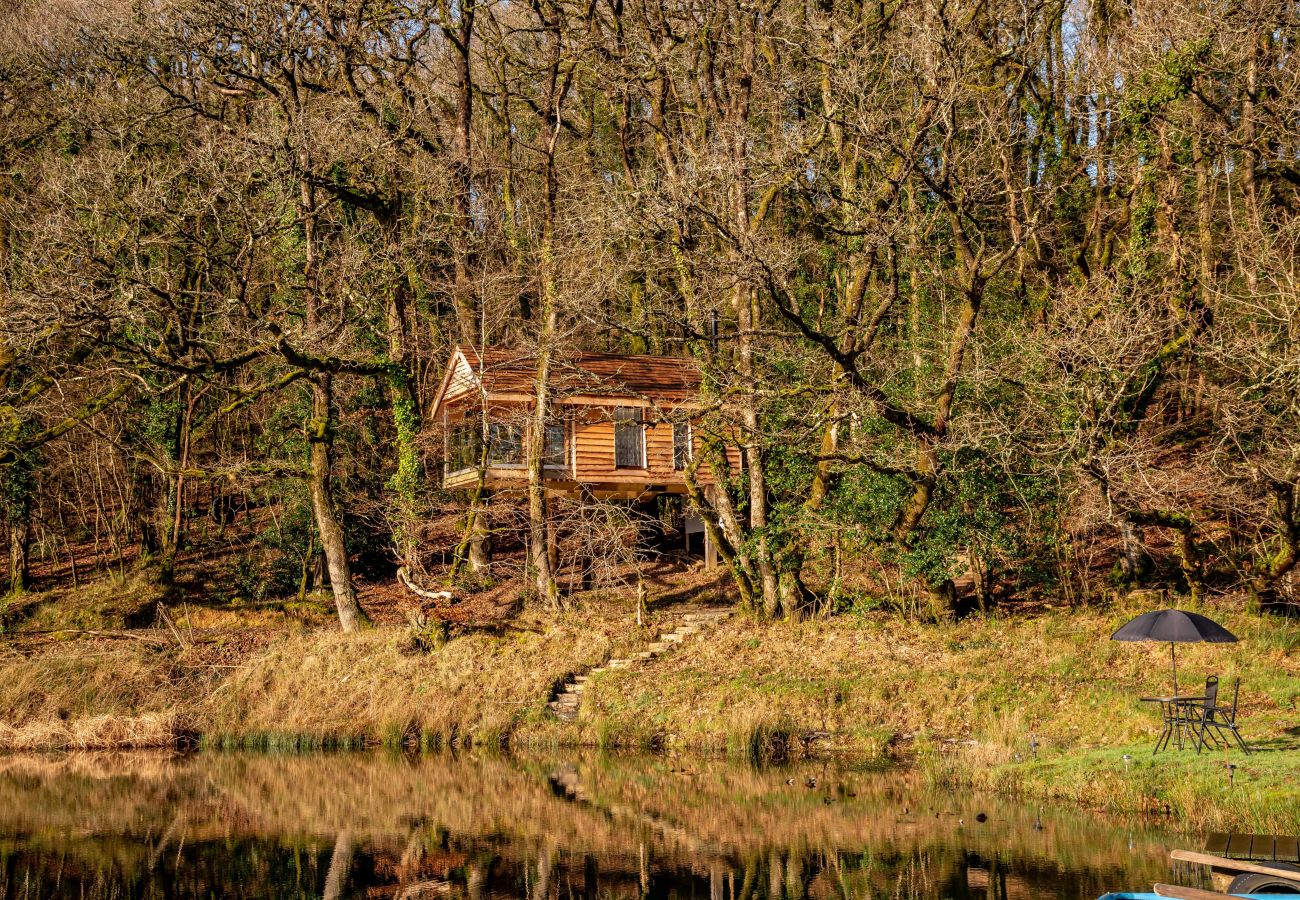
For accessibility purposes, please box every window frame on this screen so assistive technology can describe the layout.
[543,420,568,470]
[672,417,693,471]
[613,407,646,469]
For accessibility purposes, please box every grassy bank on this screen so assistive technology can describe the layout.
[1,580,1297,830]
[568,599,1299,831]
[0,575,645,751]
[929,744,1300,834]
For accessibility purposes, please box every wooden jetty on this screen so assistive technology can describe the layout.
[1170,841,1300,894]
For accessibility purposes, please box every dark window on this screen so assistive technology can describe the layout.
[673,419,692,470]
[614,408,645,468]
[487,423,523,465]
[544,422,567,468]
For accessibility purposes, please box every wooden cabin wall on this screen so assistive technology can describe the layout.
[569,406,740,486]
[440,397,743,490]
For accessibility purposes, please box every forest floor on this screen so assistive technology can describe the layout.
[0,557,1297,833]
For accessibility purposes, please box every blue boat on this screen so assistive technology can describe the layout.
[1101,895,1297,900]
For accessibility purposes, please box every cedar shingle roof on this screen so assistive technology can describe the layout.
[434,346,700,416]
[464,345,699,398]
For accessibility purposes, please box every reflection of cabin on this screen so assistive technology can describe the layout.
[431,346,738,562]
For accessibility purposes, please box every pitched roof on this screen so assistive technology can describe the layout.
[433,346,701,416]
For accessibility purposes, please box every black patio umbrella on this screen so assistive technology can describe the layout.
[1111,609,1238,694]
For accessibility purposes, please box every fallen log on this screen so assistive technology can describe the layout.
[396,566,454,602]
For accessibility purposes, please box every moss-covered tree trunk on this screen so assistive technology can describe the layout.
[6,501,29,594]
[307,376,366,632]
[300,164,368,633]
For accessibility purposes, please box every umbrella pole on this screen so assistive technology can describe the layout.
[1171,642,1178,695]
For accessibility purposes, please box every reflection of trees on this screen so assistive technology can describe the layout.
[322,831,353,900]
[0,751,1179,899]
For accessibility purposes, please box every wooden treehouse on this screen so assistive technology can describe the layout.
[430,346,738,565]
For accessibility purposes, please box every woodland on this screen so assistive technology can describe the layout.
[1,0,1298,629]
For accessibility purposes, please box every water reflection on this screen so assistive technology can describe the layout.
[0,751,1185,899]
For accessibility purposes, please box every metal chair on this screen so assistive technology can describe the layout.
[1156,676,1214,753]
[1194,677,1251,754]
[1192,676,1221,749]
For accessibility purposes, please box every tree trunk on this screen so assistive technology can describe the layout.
[525,18,566,610]
[297,140,367,633]
[1119,519,1147,585]
[1250,484,1298,610]
[162,382,195,585]
[322,830,354,900]
[727,18,779,616]
[927,577,958,623]
[527,426,558,606]
[450,0,477,344]
[385,233,422,570]
[469,511,491,572]
[7,508,30,594]
[451,442,492,579]
[308,375,368,632]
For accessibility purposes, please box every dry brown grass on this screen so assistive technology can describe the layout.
[0,600,664,750]
[2,582,1296,770]
[197,616,628,747]
[0,714,180,751]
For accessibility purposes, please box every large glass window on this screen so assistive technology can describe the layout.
[544,422,567,468]
[614,408,645,468]
[448,425,482,473]
[487,423,523,465]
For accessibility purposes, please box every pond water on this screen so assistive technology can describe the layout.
[0,751,1196,900]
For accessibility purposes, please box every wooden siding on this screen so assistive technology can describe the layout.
[439,397,741,493]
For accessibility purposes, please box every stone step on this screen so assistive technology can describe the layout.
[549,606,736,722]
